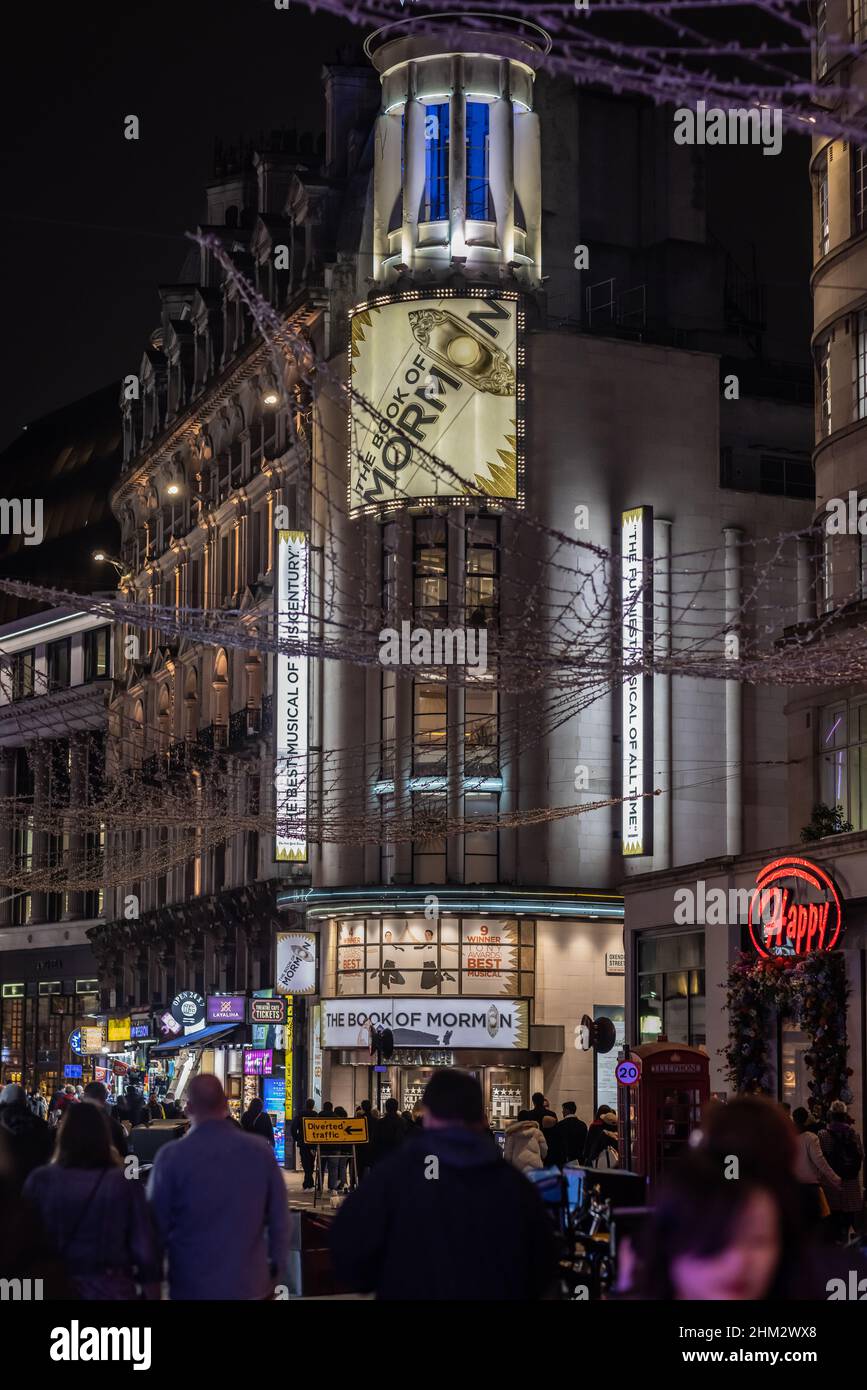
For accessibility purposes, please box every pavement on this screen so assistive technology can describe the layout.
[281,1166,350,1213]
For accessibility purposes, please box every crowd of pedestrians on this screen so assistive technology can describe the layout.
[0,1075,290,1300]
[1,1066,865,1301]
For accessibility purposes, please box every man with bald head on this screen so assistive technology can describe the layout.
[147,1074,291,1299]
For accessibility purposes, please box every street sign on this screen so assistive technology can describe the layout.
[302,1116,369,1146]
[615,1056,642,1087]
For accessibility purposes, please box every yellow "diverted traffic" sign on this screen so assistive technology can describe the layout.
[302,1116,369,1146]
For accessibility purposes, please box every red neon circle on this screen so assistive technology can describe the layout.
[747,856,842,957]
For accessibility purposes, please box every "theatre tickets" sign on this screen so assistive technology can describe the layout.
[320,998,529,1050]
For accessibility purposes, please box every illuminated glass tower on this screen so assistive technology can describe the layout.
[366,15,548,287]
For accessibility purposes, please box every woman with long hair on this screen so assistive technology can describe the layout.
[23,1100,161,1299]
[632,1154,790,1300]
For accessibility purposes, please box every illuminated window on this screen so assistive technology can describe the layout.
[637,932,705,1047]
[335,916,535,997]
[465,682,498,776]
[83,627,110,682]
[413,681,447,773]
[413,517,448,623]
[423,103,450,222]
[466,102,492,220]
[465,515,499,625]
[820,703,848,813]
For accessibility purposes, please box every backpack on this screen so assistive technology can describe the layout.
[825,1126,862,1181]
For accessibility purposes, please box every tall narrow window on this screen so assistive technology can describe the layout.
[465,515,499,625]
[855,0,867,44]
[47,638,71,692]
[817,334,832,437]
[466,102,491,220]
[857,311,867,420]
[413,517,448,624]
[413,681,447,774]
[854,144,867,233]
[816,0,829,78]
[423,103,450,222]
[817,150,830,256]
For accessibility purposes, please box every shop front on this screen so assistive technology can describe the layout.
[624,845,867,1133]
[0,942,100,1093]
[277,886,626,1124]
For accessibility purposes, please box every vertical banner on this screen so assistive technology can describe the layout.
[621,507,654,856]
[284,997,294,1170]
[275,530,309,862]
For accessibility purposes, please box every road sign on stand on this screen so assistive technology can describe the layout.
[302,1116,369,1146]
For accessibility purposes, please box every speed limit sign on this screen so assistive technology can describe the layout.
[615,1056,641,1087]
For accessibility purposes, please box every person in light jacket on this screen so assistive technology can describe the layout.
[792,1106,840,1227]
[504,1112,548,1173]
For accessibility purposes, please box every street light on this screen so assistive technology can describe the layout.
[262,389,280,407]
[166,483,180,496]
[93,551,125,576]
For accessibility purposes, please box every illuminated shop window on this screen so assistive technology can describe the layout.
[335,916,535,997]
[637,931,705,1047]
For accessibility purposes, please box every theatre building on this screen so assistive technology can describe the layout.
[276,14,813,1119]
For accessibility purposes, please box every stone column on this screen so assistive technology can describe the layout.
[402,64,426,272]
[448,59,467,262]
[490,60,515,267]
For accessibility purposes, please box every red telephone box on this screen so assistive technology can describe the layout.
[617,1043,710,1185]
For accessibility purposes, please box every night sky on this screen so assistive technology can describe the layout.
[0,0,358,451]
[0,0,812,452]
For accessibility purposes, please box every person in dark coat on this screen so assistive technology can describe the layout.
[242,1096,275,1149]
[547,1101,588,1169]
[372,1097,409,1165]
[0,1083,54,1191]
[528,1092,558,1163]
[330,1069,560,1300]
[123,1085,146,1128]
[83,1081,128,1159]
[290,1098,317,1189]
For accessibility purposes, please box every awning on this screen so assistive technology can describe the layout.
[150,1024,242,1055]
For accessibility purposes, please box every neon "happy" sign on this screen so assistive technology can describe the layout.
[748,856,843,958]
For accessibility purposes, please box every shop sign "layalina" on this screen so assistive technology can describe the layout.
[321,998,529,1050]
